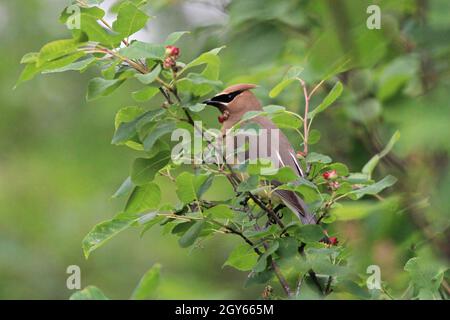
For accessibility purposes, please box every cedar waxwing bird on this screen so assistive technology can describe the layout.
[204,84,316,225]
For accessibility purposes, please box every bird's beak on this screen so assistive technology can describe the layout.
[203,99,226,112]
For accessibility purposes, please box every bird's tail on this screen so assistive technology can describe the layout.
[275,189,316,225]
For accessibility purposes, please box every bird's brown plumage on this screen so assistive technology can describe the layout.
[204,84,316,225]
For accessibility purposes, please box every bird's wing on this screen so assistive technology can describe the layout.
[250,116,316,224]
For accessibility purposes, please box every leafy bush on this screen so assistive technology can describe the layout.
[17,0,448,299]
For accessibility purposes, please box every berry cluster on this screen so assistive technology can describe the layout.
[163,45,180,70]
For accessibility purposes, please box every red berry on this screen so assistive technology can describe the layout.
[165,45,180,58]
[218,115,226,123]
[163,57,176,69]
[329,181,340,190]
[328,237,339,246]
[323,169,337,180]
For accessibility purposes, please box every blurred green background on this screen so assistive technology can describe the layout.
[0,0,449,299]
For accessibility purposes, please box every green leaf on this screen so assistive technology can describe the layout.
[132,86,159,102]
[37,39,80,66]
[175,172,198,204]
[269,66,303,98]
[70,286,109,300]
[295,224,324,243]
[362,131,400,178]
[87,77,125,101]
[350,175,397,199]
[237,175,260,192]
[15,52,86,88]
[113,2,149,38]
[223,243,259,271]
[125,183,161,214]
[135,64,161,84]
[309,81,343,118]
[188,103,207,113]
[178,220,205,248]
[164,31,189,45]
[181,47,224,96]
[177,73,223,93]
[265,166,298,183]
[79,12,121,48]
[131,151,171,185]
[270,112,301,129]
[326,163,349,176]
[308,129,321,144]
[82,213,137,258]
[143,121,176,151]
[306,152,332,164]
[20,52,39,64]
[112,176,134,198]
[277,237,299,259]
[404,257,447,298]
[253,241,279,272]
[205,204,234,220]
[112,108,165,145]
[269,78,296,98]
[42,57,96,74]
[120,41,166,60]
[196,174,214,199]
[131,264,161,300]
[331,197,399,221]
[244,224,278,239]
[263,105,285,114]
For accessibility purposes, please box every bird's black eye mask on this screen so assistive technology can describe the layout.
[203,90,244,112]
[210,90,243,103]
